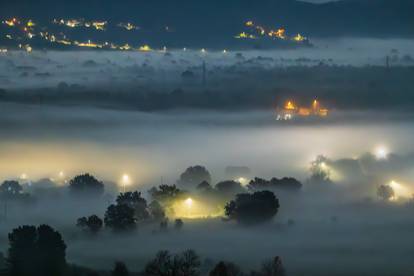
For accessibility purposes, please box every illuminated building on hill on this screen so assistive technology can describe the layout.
[276,99,328,120]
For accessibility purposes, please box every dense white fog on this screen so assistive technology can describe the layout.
[0,38,413,89]
[1,102,414,185]
[1,38,414,276]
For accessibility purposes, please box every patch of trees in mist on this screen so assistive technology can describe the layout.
[0,224,286,275]
[0,165,302,276]
[1,64,414,111]
[1,158,412,275]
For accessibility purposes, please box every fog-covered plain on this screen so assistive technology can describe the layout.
[0,38,413,90]
[1,38,414,275]
[1,102,414,274]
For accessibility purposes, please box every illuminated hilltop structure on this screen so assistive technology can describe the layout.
[276,99,328,120]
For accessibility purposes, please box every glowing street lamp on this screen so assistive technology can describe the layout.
[236,177,248,186]
[121,174,130,193]
[20,173,27,180]
[375,146,388,160]
[184,197,193,217]
[185,197,193,207]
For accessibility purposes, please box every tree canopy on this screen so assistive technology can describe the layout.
[116,191,150,221]
[104,204,136,231]
[225,191,280,224]
[248,177,302,192]
[144,250,201,276]
[377,184,395,201]
[76,215,103,234]
[178,166,211,188]
[0,180,22,195]
[7,224,67,276]
[68,173,104,197]
[112,261,129,276]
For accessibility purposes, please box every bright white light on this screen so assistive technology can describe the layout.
[236,177,248,185]
[375,146,388,160]
[58,171,64,178]
[20,173,27,180]
[389,180,411,200]
[185,198,193,207]
[122,174,130,184]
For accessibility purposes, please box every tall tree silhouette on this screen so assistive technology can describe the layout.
[7,225,66,276]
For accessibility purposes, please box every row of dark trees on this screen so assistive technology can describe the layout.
[76,187,281,234]
[2,223,285,276]
[76,190,182,233]
[0,165,303,203]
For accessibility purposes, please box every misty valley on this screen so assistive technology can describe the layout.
[1,1,414,275]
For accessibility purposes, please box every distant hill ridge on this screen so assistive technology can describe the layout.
[0,0,412,38]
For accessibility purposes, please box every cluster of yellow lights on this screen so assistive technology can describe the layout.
[53,19,108,31]
[388,180,413,201]
[278,99,328,119]
[76,40,102,48]
[171,197,223,219]
[118,22,139,31]
[17,44,32,53]
[3,18,19,27]
[1,17,230,54]
[236,21,307,42]
[139,45,152,52]
[235,32,256,39]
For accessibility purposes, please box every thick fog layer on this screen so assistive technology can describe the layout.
[1,102,414,274]
[0,38,413,90]
[1,39,414,276]
[1,103,414,184]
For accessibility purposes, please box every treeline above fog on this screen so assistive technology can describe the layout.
[1,64,414,111]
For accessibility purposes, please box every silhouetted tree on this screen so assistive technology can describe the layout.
[225,191,280,224]
[77,215,103,234]
[209,261,243,276]
[215,181,245,196]
[196,181,213,192]
[104,204,136,231]
[177,250,201,276]
[308,156,331,183]
[258,256,285,276]
[174,219,184,230]
[69,174,104,197]
[149,185,186,215]
[0,181,22,196]
[377,184,395,201]
[112,261,129,276]
[116,191,150,221]
[248,177,302,192]
[144,250,200,276]
[7,225,66,276]
[178,166,211,188]
[149,200,166,221]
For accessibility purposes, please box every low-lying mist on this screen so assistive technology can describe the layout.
[1,102,414,275]
[1,37,414,275]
